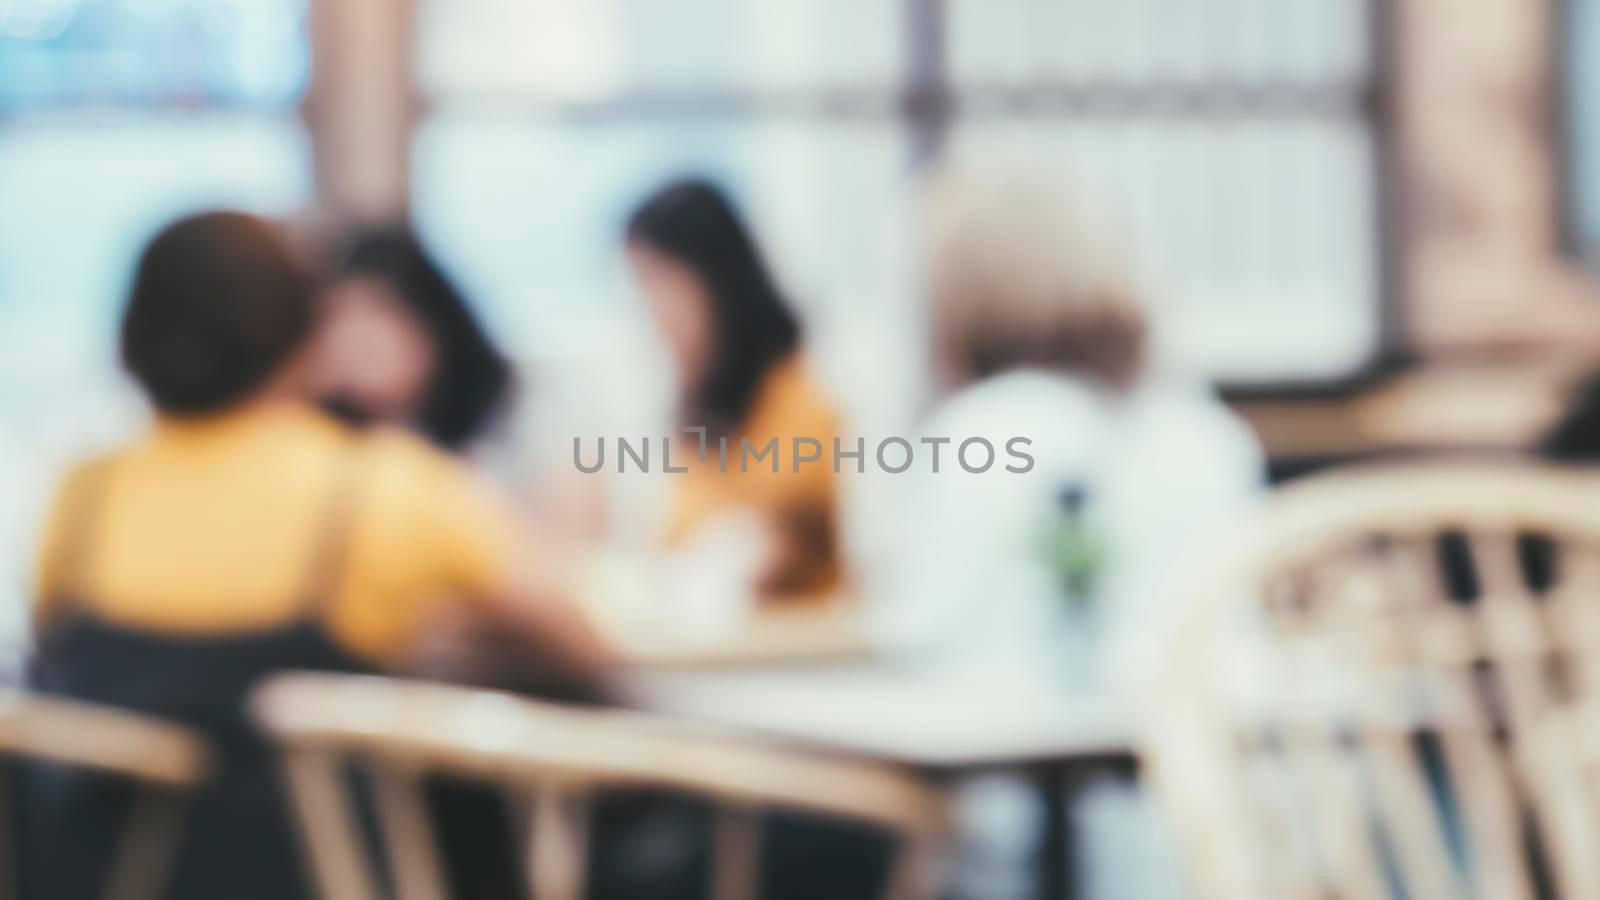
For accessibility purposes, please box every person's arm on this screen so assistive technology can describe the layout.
[482,548,621,689]
[739,378,846,599]
[383,434,622,700]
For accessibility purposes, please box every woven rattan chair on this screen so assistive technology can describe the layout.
[1144,460,1600,900]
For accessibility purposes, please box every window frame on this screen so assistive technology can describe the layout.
[325,0,1398,393]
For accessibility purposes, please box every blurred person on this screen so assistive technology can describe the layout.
[619,181,899,900]
[21,211,613,900]
[624,178,844,603]
[883,168,1263,678]
[309,228,531,681]
[313,228,513,452]
[881,171,1263,900]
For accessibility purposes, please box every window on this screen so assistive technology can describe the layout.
[0,0,313,652]
[411,0,912,359]
[941,0,1379,384]
[0,0,312,393]
[410,0,1384,390]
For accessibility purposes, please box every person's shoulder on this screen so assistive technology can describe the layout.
[359,424,468,482]
[51,436,147,498]
[755,354,841,434]
[1126,376,1257,454]
[1117,374,1264,488]
[917,371,1111,488]
[771,355,830,404]
[360,423,512,508]
[49,452,119,506]
[38,445,132,563]
[343,426,494,539]
[929,370,1107,439]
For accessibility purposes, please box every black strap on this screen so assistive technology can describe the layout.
[296,433,369,618]
[45,456,118,608]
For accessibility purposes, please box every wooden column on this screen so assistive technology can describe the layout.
[1397,0,1600,354]
[305,0,417,226]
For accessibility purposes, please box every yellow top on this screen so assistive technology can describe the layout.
[668,356,843,598]
[34,404,518,662]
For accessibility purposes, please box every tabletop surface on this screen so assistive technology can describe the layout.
[611,607,872,669]
[630,661,1138,771]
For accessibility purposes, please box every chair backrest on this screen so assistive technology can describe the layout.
[0,687,209,900]
[252,672,951,900]
[1143,460,1600,900]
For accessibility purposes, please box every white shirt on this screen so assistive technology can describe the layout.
[874,368,1263,691]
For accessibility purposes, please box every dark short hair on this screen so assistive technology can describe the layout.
[626,178,800,430]
[121,211,315,415]
[332,228,513,449]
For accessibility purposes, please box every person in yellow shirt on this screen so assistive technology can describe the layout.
[624,178,844,601]
[23,210,613,900]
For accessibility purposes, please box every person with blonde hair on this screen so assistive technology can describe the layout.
[883,168,1261,665]
[921,171,1147,393]
[882,168,1262,896]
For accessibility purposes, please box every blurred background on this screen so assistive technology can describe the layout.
[7,0,1600,664]
[0,0,1382,624]
[12,2,1600,898]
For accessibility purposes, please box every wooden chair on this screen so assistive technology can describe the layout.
[252,672,951,900]
[1142,460,1600,900]
[0,687,210,900]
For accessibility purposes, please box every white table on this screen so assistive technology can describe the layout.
[632,661,1140,900]
[635,662,1134,766]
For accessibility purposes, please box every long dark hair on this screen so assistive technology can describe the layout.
[626,178,800,430]
[332,229,512,450]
